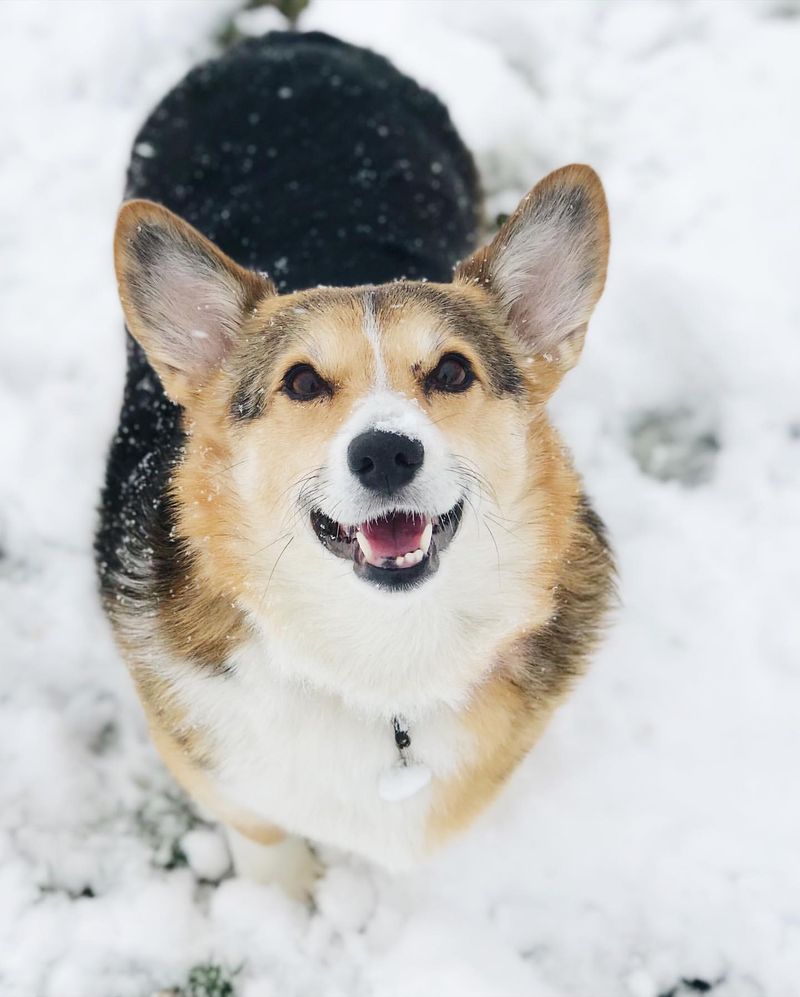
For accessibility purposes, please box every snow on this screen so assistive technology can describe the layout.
[1,1,799,995]
[180,829,232,884]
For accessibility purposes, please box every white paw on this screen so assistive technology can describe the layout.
[225,827,321,900]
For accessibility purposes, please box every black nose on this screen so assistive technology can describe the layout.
[347,430,424,494]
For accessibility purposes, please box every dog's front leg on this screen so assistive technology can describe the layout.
[225,824,321,900]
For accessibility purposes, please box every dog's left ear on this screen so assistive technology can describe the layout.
[456,164,609,370]
[114,199,274,405]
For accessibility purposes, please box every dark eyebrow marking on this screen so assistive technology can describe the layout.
[230,310,304,421]
[229,287,363,421]
[374,283,524,396]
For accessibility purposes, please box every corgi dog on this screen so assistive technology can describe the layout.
[97,31,613,896]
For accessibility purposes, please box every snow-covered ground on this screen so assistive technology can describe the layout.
[2,1,799,994]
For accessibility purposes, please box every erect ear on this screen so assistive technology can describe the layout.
[114,200,274,405]
[456,164,609,370]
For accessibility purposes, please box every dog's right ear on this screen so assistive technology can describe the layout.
[114,200,274,405]
[455,165,609,372]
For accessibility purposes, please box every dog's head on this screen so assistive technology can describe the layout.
[114,165,609,711]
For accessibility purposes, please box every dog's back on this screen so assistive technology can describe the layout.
[126,31,479,289]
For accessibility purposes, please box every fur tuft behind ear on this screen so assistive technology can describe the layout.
[114,200,273,403]
[456,164,609,368]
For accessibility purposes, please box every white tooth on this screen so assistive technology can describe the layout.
[356,531,376,564]
[395,555,405,567]
[421,523,433,553]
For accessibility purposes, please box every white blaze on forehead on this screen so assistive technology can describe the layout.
[362,290,388,389]
[316,293,462,525]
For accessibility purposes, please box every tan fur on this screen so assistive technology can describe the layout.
[427,672,546,844]
[427,404,611,844]
[427,490,612,844]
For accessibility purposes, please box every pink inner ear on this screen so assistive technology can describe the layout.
[146,255,245,378]
[497,219,598,356]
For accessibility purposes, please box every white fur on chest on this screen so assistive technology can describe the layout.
[169,638,476,870]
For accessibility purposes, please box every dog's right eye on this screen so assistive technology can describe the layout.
[283,363,331,401]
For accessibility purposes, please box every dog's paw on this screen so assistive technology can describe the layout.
[225,827,321,901]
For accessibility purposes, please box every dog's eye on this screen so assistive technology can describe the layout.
[427,353,474,394]
[283,364,330,401]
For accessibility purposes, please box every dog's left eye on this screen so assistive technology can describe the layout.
[283,364,330,401]
[427,353,474,393]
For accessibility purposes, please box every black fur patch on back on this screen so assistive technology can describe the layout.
[125,31,480,291]
[95,335,182,607]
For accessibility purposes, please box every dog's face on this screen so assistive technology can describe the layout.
[114,165,609,711]
[226,282,530,594]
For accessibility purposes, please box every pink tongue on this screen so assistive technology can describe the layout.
[361,513,427,559]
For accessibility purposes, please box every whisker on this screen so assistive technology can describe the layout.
[271,467,324,515]
[430,413,461,427]
[482,516,503,578]
[257,536,294,612]
[249,531,293,558]
[483,513,526,540]
[207,456,251,480]
[452,452,499,506]
[462,492,482,537]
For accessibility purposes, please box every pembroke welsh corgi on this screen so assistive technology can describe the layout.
[96,31,614,897]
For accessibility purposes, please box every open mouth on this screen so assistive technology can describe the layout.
[310,500,464,590]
